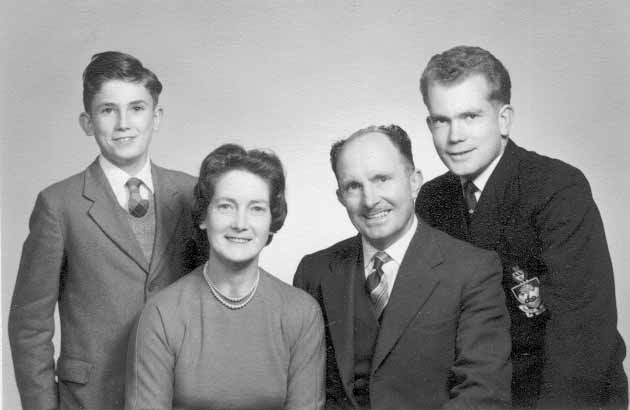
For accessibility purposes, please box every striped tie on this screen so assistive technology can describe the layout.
[126,178,149,218]
[366,251,391,318]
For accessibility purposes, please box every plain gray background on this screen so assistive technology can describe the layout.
[2,1,629,408]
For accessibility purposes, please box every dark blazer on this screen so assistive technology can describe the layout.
[417,140,627,410]
[9,159,197,410]
[294,220,511,410]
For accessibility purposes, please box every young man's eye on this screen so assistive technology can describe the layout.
[132,105,145,112]
[100,107,114,114]
[464,113,478,120]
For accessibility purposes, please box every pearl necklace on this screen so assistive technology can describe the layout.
[203,262,260,310]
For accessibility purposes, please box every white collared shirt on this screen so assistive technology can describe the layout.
[98,155,154,209]
[459,148,505,202]
[361,216,419,288]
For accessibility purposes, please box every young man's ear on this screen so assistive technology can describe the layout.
[79,112,93,136]
[336,188,346,207]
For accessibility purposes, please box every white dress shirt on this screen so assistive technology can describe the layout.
[460,148,505,201]
[98,156,154,209]
[361,216,419,288]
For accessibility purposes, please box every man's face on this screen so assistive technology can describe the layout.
[335,132,421,250]
[80,80,162,174]
[425,74,512,179]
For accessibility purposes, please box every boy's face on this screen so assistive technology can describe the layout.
[80,80,162,174]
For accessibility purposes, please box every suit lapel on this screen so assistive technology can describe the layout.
[372,222,443,372]
[321,237,362,403]
[83,160,149,272]
[148,164,185,278]
[470,140,520,249]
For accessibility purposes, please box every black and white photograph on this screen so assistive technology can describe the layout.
[2,1,629,409]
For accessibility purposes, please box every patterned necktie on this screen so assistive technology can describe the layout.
[365,251,392,319]
[126,178,149,218]
[463,180,478,215]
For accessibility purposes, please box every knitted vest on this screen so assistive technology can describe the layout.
[126,194,156,265]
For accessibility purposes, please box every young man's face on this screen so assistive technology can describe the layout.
[425,74,512,179]
[80,80,162,174]
[335,132,421,250]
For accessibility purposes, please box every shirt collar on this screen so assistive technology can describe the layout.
[459,145,504,194]
[98,155,154,193]
[362,215,418,268]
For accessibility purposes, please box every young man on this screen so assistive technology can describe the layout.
[8,51,198,410]
[416,45,627,409]
[294,125,511,409]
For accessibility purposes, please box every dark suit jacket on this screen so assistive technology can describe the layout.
[294,221,511,410]
[417,140,627,409]
[9,159,198,410]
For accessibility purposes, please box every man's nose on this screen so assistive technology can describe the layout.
[447,120,466,143]
[362,184,380,208]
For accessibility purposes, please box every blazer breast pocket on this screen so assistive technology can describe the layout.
[413,313,458,335]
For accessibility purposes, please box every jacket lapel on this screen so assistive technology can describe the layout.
[469,140,520,249]
[321,237,362,404]
[83,160,149,272]
[148,164,185,278]
[372,222,443,372]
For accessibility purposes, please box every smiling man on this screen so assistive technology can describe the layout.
[294,125,511,409]
[416,46,627,409]
[9,51,198,410]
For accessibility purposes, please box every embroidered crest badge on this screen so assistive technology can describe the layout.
[510,266,546,318]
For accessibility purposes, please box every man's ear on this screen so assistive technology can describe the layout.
[498,104,514,137]
[79,112,93,136]
[410,168,423,197]
[152,106,163,132]
[336,188,345,207]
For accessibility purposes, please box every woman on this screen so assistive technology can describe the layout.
[125,144,325,410]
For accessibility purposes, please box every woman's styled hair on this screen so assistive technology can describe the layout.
[192,143,288,252]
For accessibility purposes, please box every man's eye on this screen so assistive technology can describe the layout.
[464,113,478,120]
[132,105,145,112]
[429,118,447,127]
[100,107,114,114]
[377,176,389,183]
[217,203,234,211]
[345,182,360,192]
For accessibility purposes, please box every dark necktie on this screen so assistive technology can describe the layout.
[463,180,478,215]
[126,178,149,218]
[365,251,392,318]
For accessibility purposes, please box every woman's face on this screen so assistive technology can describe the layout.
[201,169,272,267]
